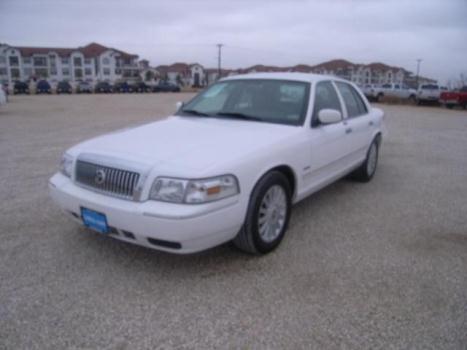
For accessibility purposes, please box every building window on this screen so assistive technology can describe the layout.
[103,68,110,75]
[84,58,92,65]
[73,57,82,66]
[34,68,48,78]
[61,57,69,64]
[74,68,83,78]
[50,68,57,75]
[9,56,19,66]
[10,68,20,78]
[62,68,70,76]
[115,68,121,75]
[23,57,32,64]
[33,57,47,66]
[102,57,110,65]
[85,68,92,75]
[0,56,5,64]
[0,68,7,76]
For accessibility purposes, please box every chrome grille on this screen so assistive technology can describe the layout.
[75,160,140,200]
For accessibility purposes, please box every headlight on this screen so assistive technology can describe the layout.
[59,153,74,177]
[149,175,239,204]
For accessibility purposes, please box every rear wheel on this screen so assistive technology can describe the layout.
[351,138,380,182]
[376,93,384,103]
[233,171,291,254]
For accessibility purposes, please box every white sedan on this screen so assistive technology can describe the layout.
[49,73,385,254]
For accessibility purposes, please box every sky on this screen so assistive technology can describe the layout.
[1,0,466,84]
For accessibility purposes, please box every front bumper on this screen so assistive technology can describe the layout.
[49,173,245,254]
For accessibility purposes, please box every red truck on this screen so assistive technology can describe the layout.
[440,86,467,109]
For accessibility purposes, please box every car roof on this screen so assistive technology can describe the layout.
[221,72,351,84]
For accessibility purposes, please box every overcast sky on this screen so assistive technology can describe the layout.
[1,0,466,83]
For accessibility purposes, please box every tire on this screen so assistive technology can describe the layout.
[351,137,380,182]
[446,104,454,109]
[376,93,384,103]
[409,95,416,104]
[233,171,292,254]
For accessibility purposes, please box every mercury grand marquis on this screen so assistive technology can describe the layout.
[49,73,385,254]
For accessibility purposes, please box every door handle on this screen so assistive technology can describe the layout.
[345,127,352,134]
[368,121,374,126]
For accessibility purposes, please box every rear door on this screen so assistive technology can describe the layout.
[334,81,374,165]
[305,81,350,189]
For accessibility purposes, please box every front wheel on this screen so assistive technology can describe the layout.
[351,138,379,182]
[233,171,292,254]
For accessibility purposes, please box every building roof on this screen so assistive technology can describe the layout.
[313,59,356,70]
[17,46,75,57]
[10,42,137,59]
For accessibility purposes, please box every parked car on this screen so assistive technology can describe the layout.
[0,84,7,106]
[373,83,416,102]
[361,84,378,100]
[56,81,72,94]
[133,81,151,93]
[416,84,442,105]
[94,82,113,93]
[13,81,30,95]
[77,81,93,94]
[113,81,133,93]
[49,73,385,255]
[36,80,52,94]
[153,81,181,92]
[439,86,467,109]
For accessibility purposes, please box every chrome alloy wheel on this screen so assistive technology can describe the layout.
[258,185,287,243]
[367,143,378,176]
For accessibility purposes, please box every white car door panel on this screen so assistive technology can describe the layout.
[335,81,374,165]
[301,80,352,195]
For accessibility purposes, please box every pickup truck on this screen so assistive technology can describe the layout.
[371,83,416,103]
[439,86,467,109]
[417,84,441,105]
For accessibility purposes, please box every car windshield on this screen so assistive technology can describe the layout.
[178,79,310,126]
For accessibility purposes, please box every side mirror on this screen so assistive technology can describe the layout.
[175,101,184,110]
[318,109,342,124]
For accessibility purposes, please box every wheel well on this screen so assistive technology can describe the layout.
[375,132,382,146]
[269,165,296,197]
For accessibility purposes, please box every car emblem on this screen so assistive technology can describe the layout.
[95,169,106,185]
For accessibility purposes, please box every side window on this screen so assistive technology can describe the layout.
[335,82,368,118]
[312,81,342,127]
[394,84,400,89]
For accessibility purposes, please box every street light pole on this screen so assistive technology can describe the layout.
[217,43,224,80]
[416,59,422,88]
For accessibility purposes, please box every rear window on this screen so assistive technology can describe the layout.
[335,82,368,118]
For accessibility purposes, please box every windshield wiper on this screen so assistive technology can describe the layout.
[181,109,210,116]
[216,112,263,122]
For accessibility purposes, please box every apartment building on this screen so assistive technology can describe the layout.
[0,42,139,86]
[155,63,206,87]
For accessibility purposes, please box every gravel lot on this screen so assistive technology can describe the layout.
[1,94,466,349]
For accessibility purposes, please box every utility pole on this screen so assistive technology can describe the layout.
[416,58,422,88]
[217,43,224,80]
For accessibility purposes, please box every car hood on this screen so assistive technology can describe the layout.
[69,116,302,172]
